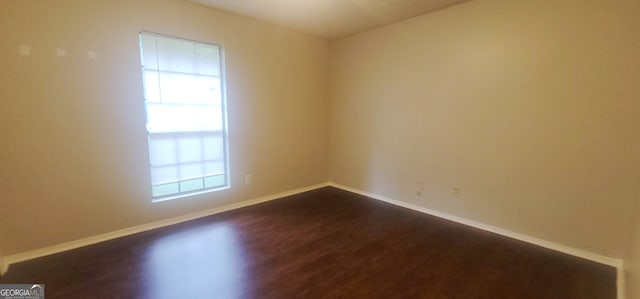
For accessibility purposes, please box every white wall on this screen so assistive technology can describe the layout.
[628,195,640,298]
[0,0,329,256]
[330,0,640,260]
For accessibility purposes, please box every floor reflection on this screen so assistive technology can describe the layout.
[143,223,251,299]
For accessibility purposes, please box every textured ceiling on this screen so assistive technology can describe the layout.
[187,0,470,39]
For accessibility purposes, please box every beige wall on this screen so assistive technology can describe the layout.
[0,0,329,256]
[629,196,640,299]
[330,0,640,261]
[630,231,640,298]
[2,1,639,295]
[630,127,640,298]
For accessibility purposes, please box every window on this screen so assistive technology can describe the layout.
[139,32,229,201]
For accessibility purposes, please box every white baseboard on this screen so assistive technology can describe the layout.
[2,181,626,298]
[618,265,626,299]
[4,183,329,268]
[0,255,8,276]
[328,182,625,299]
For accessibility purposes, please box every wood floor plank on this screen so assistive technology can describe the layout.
[0,187,616,298]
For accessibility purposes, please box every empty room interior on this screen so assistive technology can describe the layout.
[1,0,639,298]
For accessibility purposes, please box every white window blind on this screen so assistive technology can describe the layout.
[139,32,229,201]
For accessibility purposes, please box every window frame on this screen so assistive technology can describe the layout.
[138,31,231,202]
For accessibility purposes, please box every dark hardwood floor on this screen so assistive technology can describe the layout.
[1,187,616,299]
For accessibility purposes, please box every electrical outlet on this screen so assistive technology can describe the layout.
[416,180,425,196]
[453,186,462,198]
[245,174,252,185]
